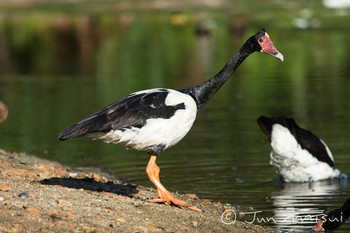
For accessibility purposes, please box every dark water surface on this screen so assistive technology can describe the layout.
[1,1,350,231]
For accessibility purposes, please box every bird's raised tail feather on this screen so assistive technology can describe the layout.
[58,124,85,140]
[58,114,108,140]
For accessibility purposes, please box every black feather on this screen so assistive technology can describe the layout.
[58,90,185,140]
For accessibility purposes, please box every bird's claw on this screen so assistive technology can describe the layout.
[150,198,202,213]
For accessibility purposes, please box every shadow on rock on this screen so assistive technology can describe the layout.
[41,177,138,197]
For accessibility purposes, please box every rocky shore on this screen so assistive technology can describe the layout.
[0,150,273,232]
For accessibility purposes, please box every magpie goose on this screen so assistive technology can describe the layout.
[257,116,341,182]
[58,29,283,212]
[311,198,350,232]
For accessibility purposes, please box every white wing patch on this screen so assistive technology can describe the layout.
[320,139,335,162]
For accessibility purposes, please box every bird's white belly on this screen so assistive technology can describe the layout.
[95,90,197,152]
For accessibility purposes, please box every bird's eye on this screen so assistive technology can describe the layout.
[259,38,264,43]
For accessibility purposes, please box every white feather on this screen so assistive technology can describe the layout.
[96,89,197,152]
[269,124,340,182]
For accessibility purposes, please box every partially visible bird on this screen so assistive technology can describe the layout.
[257,116,342,182]
[0,101,8,124]
[310,198,350,232]
[58,29,283,212]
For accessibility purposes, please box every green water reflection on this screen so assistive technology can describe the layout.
[1,1,350,231]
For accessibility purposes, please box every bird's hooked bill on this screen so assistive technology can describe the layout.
[259,33,284,62]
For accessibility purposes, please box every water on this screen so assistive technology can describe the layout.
[1,1,350,232]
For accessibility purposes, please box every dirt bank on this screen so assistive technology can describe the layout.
[0,150,274,232]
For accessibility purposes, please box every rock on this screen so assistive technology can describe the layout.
[47,209,56,216]
[0,161,10,167]
[114,195,125,201]
[180,225,189,231]
[54,168,67,176]
[149,226,163,232]
[26,207,40,214]
[18,192,31,198]
[57,199,69,205]
[0,184,10,191]
[185,193,199,200]
[134,226,147,233]
[89,172,102,181]
[69,172,78,177]
[33,164,54,173]
[116,216,126,223]
[4,168,27,176]
[63,208,75,214]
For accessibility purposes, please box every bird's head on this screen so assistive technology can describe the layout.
[248,29,284,62]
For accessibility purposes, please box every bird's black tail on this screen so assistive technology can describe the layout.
[257,116,297,139]
[58,125,83,141]
[58,114,106,140]
[58,122,89,140]
[257,116,275,139]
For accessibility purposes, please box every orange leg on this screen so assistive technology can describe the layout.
[146,155,201,212]
[149,160,163,199]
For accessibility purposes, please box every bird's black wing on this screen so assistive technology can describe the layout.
[293,121,335,167]
[58,89,185,140]
[257,116,335,167]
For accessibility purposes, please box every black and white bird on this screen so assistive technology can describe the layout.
[257,116,342,182]
[58,29,283,212]
[311,198,350,232]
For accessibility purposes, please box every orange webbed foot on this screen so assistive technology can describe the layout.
[146,155,202,213]
[150,197,202,212]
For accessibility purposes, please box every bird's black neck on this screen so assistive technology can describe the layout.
[181,42,254,110]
